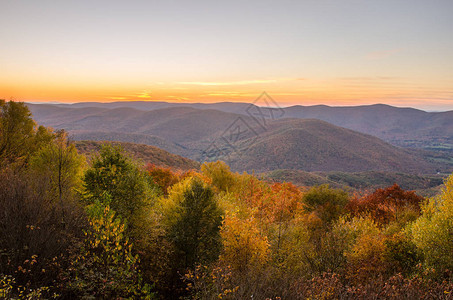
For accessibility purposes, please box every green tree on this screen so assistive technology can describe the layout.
[82,144,156,229]
[29,130,85,224]
[0,100,53,169]
[165,177,224,269]
[303,185,349,226]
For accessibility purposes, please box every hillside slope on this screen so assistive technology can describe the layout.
[283,104,453,149]
[28,101,453,150]
[27,104,450,174]
[75,140,200,171]
[223,118,442,173]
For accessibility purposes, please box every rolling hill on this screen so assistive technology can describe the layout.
[29,101,453,151]
[27,103,452,174]
[282,104,453,150]
[220,118,444,173]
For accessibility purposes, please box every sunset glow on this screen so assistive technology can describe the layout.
[1,1,452,111]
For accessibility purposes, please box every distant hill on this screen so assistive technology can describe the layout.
[27,104,251,158]
[282,104,453,150]
[27,103,452,174]
[75,140,200,171]
[49,101,253,115]
[28,101,453,151]
[221,118,445,174]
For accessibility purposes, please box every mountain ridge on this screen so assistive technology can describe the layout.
[26,103,452,175]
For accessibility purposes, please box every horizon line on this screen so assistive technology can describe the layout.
[22,100,453,113]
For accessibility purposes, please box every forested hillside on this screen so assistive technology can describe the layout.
[2,100,453,299]
[28,101,453,151]
[27,103,452,174]
[75,140,200,171]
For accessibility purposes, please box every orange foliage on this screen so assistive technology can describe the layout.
[236,180,303,224]
[146,164,181,195]
[257,182,304,224]
[347,184,423,225]
[146,164,210,196]
[234,175,266,207]
[180,169,212,185]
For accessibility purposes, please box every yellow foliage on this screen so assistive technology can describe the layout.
[409,174,453,274]
[201,161,237,193]
[219,212,269,272]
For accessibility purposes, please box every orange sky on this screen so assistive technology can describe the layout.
[3,76,452,110]
[1,1,452,111]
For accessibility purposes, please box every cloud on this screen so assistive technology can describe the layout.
[365,48,403,60]
[137,91,151,98]
[177,79,277,86]
[105,96,129,100]
[339,76,398,81]
[165,95,191,101]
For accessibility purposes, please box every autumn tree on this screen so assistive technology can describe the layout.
[164,177,223,269]
[66,203,154,299]
[337,216,388,282]
[82,144,157,233]
[348,184,423,225]
[248,182,304,253]
[0,100,53,169]
[410,174,453,276]
[146,164,179,195]
[303,185,349,226]
[219,212,269,273]
[29,130,85,225]
[201,161,237,193]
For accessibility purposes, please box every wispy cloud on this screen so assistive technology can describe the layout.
[165,95,191,101]
[177,77,301,86]
[339,76,398,81]
[105,96,129,100]
[365,48,403,60]
[177,79,277,86]
[106,91,152,100]
[137,91,152,98]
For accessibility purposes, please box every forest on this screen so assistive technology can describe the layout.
[1,99,453,299]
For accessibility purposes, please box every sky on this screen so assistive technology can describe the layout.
[1,0,452,111]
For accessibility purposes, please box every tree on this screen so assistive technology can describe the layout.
[165,177,223,269]
[67,203,154,299]
[0,168,86,295]
[29,130,85,225]
[82,144,156,231]
[334,216,387,282]
[348,184,423,225]
[409,174,453,276]
[146,164,179,196]
[219,212,269,273]
[0,100,53,169]
[303,185,349,226]
[201,161,237,193]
